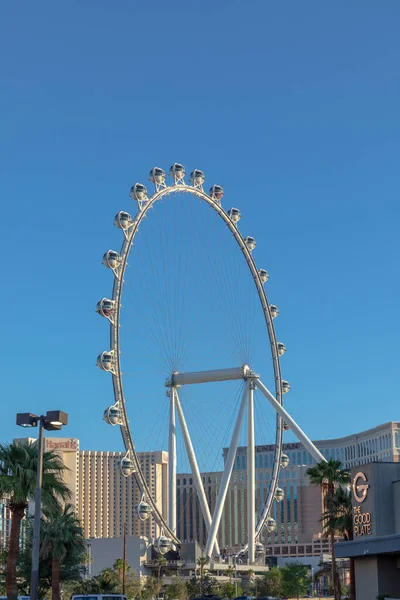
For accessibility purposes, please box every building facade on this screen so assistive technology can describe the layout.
[176,422,400,556]
[78,449,168,540]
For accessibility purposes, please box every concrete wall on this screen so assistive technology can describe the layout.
[354,557,379,600]
[88,536,150,578]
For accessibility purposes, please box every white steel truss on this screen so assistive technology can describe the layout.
[174,391,220,556]
[170,367,325,562]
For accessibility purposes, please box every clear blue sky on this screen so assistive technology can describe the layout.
[1,1,399,461]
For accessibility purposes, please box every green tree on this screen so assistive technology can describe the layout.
[323,485,355,600]
[186,573,217,599]
[164,576,188,600]
[40,503,86,600]
[218,582,236,599]
[141,576,161,600]
[307,458,350,600]
[281,562,309,600]
[17,523,85,598]
[0,442,71,600]
[256,568,283,598]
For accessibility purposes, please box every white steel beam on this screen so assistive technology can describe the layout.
[247,381,255,564]
[205,384,248,558]
[174,392,220,556]
[170,364,252,387]
[255,379,326,463]
[168,388,177,534]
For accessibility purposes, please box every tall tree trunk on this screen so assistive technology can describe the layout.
[349,557,356,600]
[330,530,340,600]
[6,506,25,600]
[52,556,61,600]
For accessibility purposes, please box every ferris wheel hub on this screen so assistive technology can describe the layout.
[166,364,258,387]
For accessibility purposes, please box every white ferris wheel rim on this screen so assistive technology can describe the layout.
[101,176,285,548]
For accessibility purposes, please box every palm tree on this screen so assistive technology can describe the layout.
[41,503,85,600]
[156,554,167,582]
[226,565,235,583]
[323,486,355,600]
[197,555,208,580]
[0,442,71,600]
[197,555,209,598]
[307,459,350,600]
[113,558,125,584]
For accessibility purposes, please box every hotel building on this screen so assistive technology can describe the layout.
[78,449,168,539]
[176,421,400,557]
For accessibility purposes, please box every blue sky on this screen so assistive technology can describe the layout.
[1,1,399,461]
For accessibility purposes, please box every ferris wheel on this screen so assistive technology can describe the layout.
[96,163,324,562]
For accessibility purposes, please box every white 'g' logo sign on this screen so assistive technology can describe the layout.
[353,472,369,503]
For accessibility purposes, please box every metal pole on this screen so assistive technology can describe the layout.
[234,558,238,597]
[174,393,220,557]
[30,417,44,600]
[168,389,177,534]
[255,379,326,463]
[122,522,126,594]
[247,381,255,564]
[88,543,92,579]
[205,384,248,558]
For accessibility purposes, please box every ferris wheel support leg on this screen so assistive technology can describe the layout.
[205,383,248,559]
[247,380,255,564]
[255,379,326,464]
[168,388,177,534]
[174,392,220,557]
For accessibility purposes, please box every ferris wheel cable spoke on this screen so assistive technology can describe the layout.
[123,261,173,370]
[138,222,176,370]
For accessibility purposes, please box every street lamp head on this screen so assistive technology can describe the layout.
[45,410,68,427]
[16,413,39,428]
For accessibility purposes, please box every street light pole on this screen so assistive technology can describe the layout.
[30,417,44,600]
[16,410,68,600]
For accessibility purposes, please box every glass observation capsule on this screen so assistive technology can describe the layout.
[244,236,256,251]
[189,169,205,187]
[270,305,279,319]
[130,183,148,202]
[277,342,286,356]
[266,517,277,532]
[114,211,133,230]
[255,542,264,556]
[282,380,291,394]
[119,456,135,478]
[103,405,122,426]
[280,453,290,468]
[149,167,166,186]
[135,501,152,521]
[227,207,241,223]
[258,269,269,283]
[102,250,122,270]
[96,351,114,372]
[275,487,284,502]
[96,298,115,319]
[209,185,224,201]
[156,535,172,555]
[169,163,185,182]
